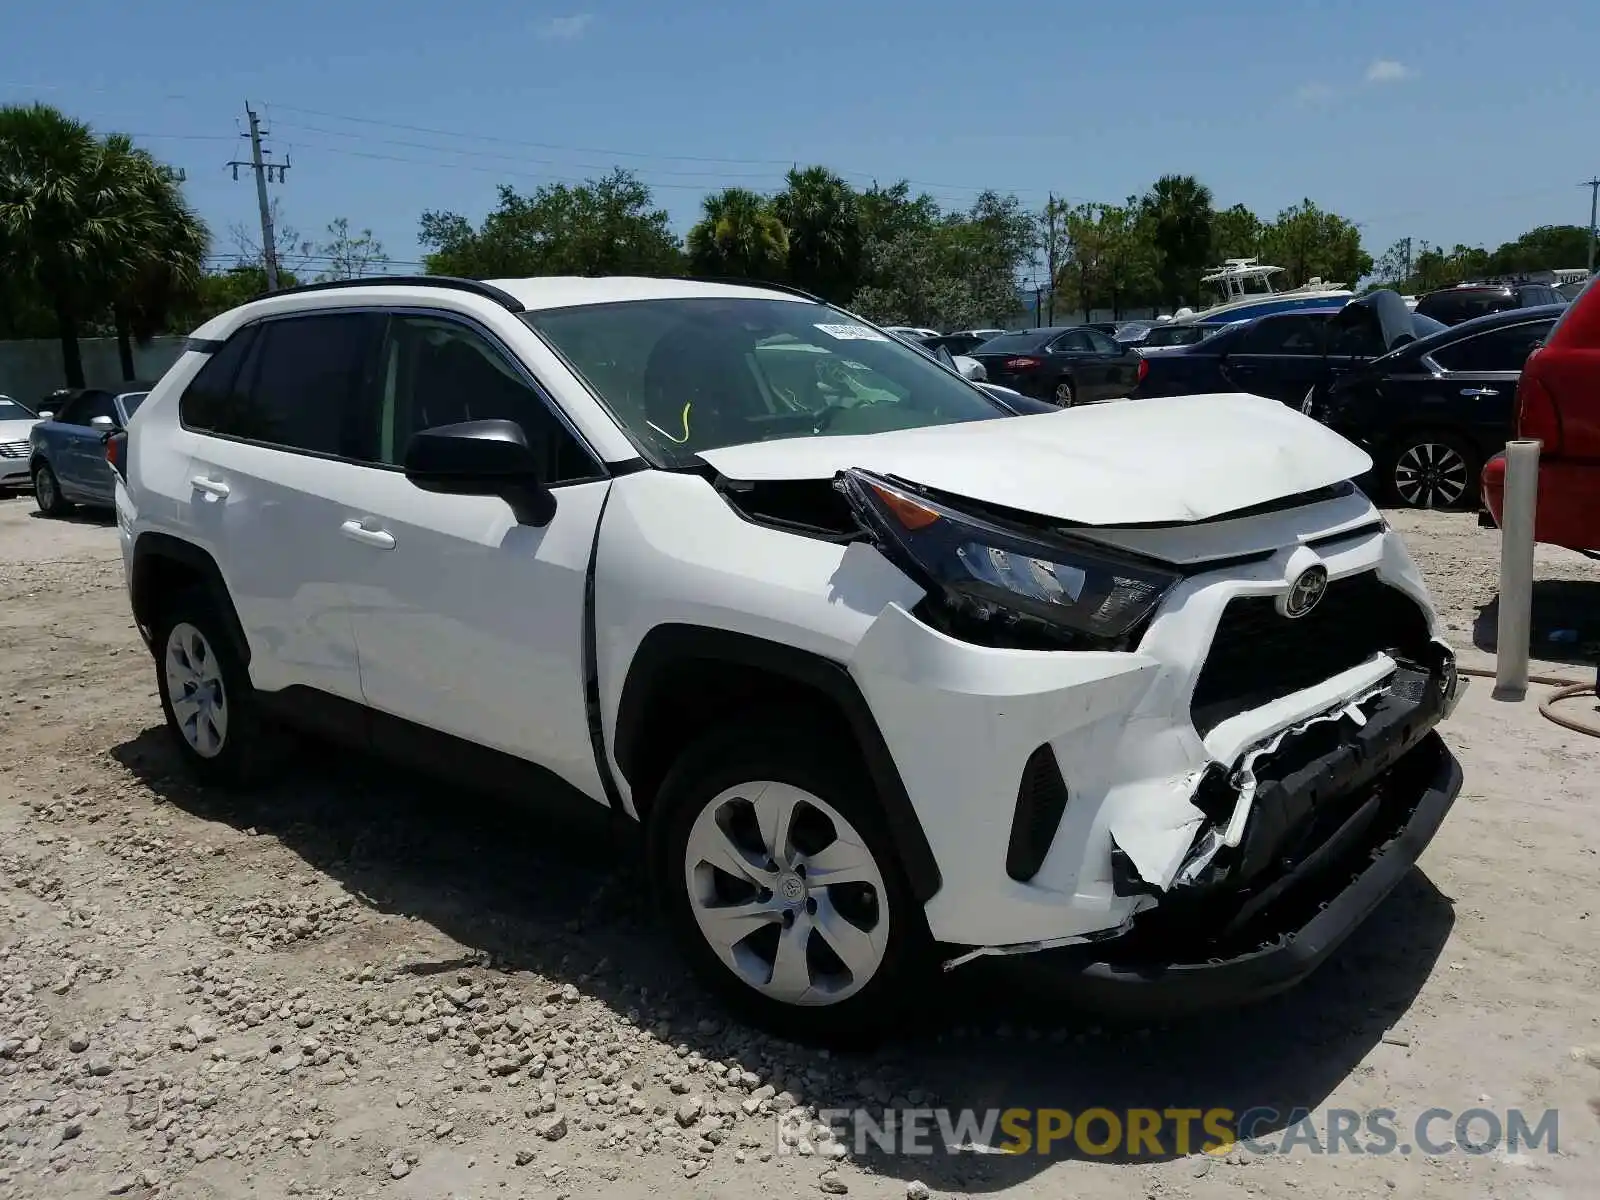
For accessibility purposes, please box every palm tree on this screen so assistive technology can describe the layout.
[772,166,860,303]
[1140,174,1215,309]
[0,104,205,387]
[0,104,128,386]
[686,188,789,281]
[103,140,209,379]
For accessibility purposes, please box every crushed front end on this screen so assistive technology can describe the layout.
[840,471,1465,1012]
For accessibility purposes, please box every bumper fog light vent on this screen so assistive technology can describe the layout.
[1006,745,1071,882]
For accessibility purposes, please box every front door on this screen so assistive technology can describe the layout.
[340,311,614,804]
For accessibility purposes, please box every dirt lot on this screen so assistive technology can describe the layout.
[1,493,1598,1200]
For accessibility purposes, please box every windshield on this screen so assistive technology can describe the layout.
[0,398,36,420]
[524,297,1005,466]
[968,330,1053,354]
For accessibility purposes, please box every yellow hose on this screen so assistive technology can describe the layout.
[1458,666,1600,738]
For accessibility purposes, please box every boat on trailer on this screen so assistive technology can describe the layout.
[1167,258,1353,324]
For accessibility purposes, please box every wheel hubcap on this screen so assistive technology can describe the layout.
[1055,383,1074,406]
[683,781,890,1007]
[164,622,228,758]
[1394,443,1467,508]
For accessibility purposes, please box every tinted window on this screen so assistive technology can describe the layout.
[1416,290,1516,323]
[376,315,600,484]
[183,315,381,455]
[524,297,1004,467]
[1430,321,1554,373]
[181,326,259,436]
[970,330,1053,354]
[1085,330,1122,354]
[119,393,148,418]
[1050,330,1094,353]
[1236,315,1325,354]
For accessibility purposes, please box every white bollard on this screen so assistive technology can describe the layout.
[1493,439,1541,701]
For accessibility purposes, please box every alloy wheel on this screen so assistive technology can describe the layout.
[1393,442,1469,508]
[164,622,229,757]
[1054,381,1075,407]
[35,468,55,511]
[683,781,890,1007]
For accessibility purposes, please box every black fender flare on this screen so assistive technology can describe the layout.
[614,624,943,902]
[129,532,251,665]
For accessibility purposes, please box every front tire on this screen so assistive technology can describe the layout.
[647,719,930,1046]
[153,589,277,787]
[33,464,69,516]
[1382,430,1477,509]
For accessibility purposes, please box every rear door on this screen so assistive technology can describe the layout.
[1083,328,1142,399]
[177,311,385,701]
[1218,314,1329,404]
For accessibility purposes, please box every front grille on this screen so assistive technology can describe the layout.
[1190,572,1433,736]
[0,440,29,459]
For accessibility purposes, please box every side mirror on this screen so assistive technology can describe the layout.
[403,418,556,527]
[90,415,116,432]
[37,411,54,422]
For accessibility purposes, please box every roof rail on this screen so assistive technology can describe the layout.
[262,274,526,313]
[674,275,826,303]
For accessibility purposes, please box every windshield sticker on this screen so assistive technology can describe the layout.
[814,323,889,342]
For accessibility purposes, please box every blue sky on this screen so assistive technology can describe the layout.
[4,0,1596,278]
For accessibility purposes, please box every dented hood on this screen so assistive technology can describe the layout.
[698,392,1372,526]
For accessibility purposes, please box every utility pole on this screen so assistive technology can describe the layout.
[227,103,290,291]
[1401,236,1412,287]
[1044,193,1059,325]
[1583,178,1600,275]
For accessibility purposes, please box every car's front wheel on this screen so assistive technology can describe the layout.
[1383,430,1477,509]
[648,719,929,1046]
[33,463,69,516]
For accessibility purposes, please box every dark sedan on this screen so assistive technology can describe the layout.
[966,326,1146,407]
[1132,292,1447,407]
[1306,304,1565,509]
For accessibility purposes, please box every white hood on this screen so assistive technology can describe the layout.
[698,392,1372,527]
[0,418,37,442]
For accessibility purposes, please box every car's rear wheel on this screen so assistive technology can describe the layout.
[648,718,929,1046]
[33,464,69,516]
[154,589,278,787]
[1383,431,1477,509]
[1054,379,1076,407]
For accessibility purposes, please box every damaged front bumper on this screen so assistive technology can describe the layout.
[970,653,1463,1014]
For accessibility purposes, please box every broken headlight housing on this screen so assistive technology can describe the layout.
[838,468,1179,649]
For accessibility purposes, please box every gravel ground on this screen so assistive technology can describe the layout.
[1,492,1597,1200]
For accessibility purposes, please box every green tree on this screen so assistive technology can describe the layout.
[420,168,682,278]
[1210,203,1264,262]
[1140,174,1215,307]
[1258,199,1373,288]
[771,166,861,303]
[105,143,209,379]
[0,103,204,387]
[1488,225,1591,274]
[685,188,789,280]
[315,217,388,280]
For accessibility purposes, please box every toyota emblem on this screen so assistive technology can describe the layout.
[1282,565,1329,619]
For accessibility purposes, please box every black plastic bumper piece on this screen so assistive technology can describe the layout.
[1026,732,1461,1017]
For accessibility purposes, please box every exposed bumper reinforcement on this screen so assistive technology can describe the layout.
[1016,730,1461,1017]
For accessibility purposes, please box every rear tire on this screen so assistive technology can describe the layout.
[153,588,279,788]
[1053,379,1076,408]
[33,464,70,516]
[1381,430,1478,509]
[646,717,931,1047]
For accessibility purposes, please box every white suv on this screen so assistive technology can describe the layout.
[111,275,1464,1043]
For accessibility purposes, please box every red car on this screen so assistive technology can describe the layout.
[1482,273,1600,553]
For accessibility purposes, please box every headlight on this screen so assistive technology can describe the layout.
[838,469,1179,648]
